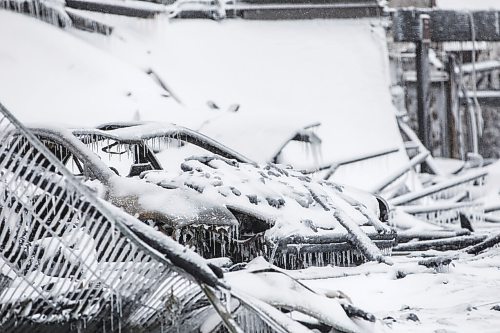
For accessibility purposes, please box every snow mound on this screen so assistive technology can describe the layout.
[0,10,183,127]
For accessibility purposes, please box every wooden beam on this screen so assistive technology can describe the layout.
[445,54,459,158]
[393,234,487,252]
[461,60,500,75]
[238,3,382,20]
[66,0,165,18]
[173,1,383,20]
[393,9,500,42]
[389,168,487,206]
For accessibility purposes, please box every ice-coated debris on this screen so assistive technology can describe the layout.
[23,123,394,268]
[143,153,382,241]
[224,264,375,333]
[138,150,393,266]
[0,0,71,28]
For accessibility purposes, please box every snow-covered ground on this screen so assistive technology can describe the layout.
[304,248,500,333]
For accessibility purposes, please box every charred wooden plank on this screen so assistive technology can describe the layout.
[66,0,165,18]
[282,240,395,254]
[393,234,487,252]
[238,3,382,20]
[397,229,471,243]
[466,233,500,255]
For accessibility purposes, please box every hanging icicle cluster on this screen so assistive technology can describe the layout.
[0,0,71,28]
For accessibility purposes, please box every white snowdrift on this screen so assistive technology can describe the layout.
[0,10,185,127]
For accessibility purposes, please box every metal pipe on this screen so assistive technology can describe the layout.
[389,168,487,206]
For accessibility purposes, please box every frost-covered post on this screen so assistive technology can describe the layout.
[445,54,459,158]
[416,14,432,151]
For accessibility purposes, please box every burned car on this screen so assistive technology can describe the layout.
[24,122,395,269]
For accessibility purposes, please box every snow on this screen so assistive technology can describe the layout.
[0,10,186,127]
[109,175,239,228]
[225,268,363,333]
[303,249,500,333]
[140,154,384,243]
[197,112,322,163]
[0,10,412,190]
[3,8,500,333]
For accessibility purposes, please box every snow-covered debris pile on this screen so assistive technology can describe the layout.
[86,122,396,268]
[25,123,395,269]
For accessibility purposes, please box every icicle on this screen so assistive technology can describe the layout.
[110,292,114,332]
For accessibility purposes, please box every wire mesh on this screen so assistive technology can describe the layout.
[0,104,227,333]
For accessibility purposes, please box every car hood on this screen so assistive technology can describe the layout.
[140,155,387,241]
[106,175,238,229]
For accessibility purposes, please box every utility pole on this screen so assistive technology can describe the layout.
[415,14,431,151]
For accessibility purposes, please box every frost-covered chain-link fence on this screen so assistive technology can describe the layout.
[0,109,197,332]
[0,104,239,333]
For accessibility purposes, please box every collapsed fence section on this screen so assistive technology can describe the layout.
[0,103,237,333]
